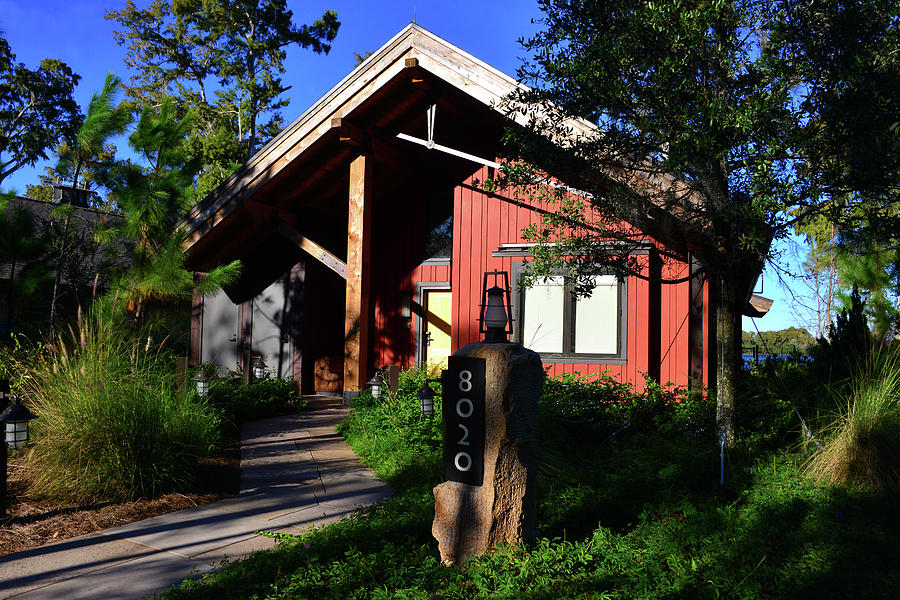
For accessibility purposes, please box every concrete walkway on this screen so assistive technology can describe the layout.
[0,396,394,599]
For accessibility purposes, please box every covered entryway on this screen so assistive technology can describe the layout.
[184,25,518,398]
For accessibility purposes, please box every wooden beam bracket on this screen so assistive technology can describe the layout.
[277,221,347,279]
[331,118,370,150]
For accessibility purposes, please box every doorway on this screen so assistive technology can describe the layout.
[421,288,452,373]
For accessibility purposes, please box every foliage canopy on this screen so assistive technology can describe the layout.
[0,35,81,189]
[106,0,340,197]
[498,0,900,444]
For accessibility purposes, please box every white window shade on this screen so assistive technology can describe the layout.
[574,275,619,354]
[523,276,564,353]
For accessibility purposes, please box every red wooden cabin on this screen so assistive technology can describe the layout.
[183,24,718,399]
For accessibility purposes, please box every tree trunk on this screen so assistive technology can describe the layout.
[6,255,16,334]
[48,213,72,339]
[715,276,743,448]
[247,49,257,160]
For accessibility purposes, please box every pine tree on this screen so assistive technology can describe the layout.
[106,0,340,196]
[47,73,131,337]
[102,98,240,321]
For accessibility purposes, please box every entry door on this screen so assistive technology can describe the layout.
[201,290,240,375]
[423,290,452,372]
[251,279,293,379]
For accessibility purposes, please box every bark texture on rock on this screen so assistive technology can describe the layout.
[432,342,543,565]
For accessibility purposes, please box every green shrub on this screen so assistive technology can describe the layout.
[738,356,815,452]
[540,371,715,440]
[10,315,220,502]
[338,372,443,492]
[540,371,633,433]
[206,376,305,426]
[807,350,900,491]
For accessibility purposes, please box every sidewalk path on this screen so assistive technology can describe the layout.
[0,396,393,599]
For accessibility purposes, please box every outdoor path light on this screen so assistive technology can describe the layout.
[192,371,210,397]
[252,355,268,380]
[1,380,37,517]
[1,397,37,449]
[415,378,442,417]
[366,369,385,399]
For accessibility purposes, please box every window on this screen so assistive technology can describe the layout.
[515,269,626,362]
[423,216,452,261]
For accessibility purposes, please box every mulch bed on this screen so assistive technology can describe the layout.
[0,436,240,558]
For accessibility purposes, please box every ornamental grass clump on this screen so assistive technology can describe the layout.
[13,314,220,503]
[807,350,900,492]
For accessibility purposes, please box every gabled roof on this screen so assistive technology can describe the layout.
[184,23,547,251]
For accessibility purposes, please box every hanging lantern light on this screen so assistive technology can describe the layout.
[366,369,385,399]
[192,371,210,397]
[0,396,37,450]
[252,355,268,380]
[479,270,512,343]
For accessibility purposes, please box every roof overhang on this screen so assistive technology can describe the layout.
[744,294,773,318]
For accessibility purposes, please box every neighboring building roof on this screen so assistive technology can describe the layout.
[1,195,124,281]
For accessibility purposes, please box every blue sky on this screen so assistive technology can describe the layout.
[0,0,808,333]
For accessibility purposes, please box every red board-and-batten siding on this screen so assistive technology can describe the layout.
[371,259,450,370]
[447,166,705,390]
[367,175,453,370]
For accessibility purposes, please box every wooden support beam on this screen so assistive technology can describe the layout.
[190,273,204,366]
[277,221,347,279]
[344,153,373,397]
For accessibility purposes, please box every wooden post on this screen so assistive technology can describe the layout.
[1,380,9,517]
[290,260,306,393]
[189,273,204,367]
[344,152,373,400]
[647,250,662,383]
[241,300,252,384]
[385,364,400,394]
[242,349,252,384]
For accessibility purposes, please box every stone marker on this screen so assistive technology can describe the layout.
[432,341,543,565]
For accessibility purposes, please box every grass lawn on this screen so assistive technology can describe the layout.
[162,367,900,600]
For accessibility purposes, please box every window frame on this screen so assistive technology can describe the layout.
[511,261,628,364]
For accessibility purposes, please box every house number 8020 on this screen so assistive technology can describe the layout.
[443,356,484,485]
[454,370,474,471]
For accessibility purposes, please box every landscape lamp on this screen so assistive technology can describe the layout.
[252,355,268,380]
[1,384,38,516]
[366,370,385,399]
[415,378,441,418]
[0,397,37,450]
[192,371,210,397]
